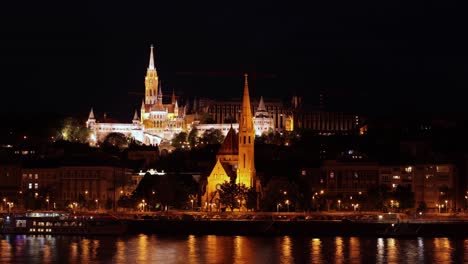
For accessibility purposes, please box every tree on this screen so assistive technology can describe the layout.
[393,185,415,210]
[367,184,390,211]
[417,201,427,213]
[218,181,247,211]
[202,128,224,144]
[245,187,258,211]
[187,128,199,148]
[60,117,90,143]
[103,132,129,149]
[172,132,188,149]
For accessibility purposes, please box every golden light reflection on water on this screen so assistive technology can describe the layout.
[115,238,127,263]
[81,238,90,261]
[349,237,360,264]
[0,237,13,260]
[280,236,293,264]
[311,238,322,264]
[0,235,467,263]
[137,234,149,262]
[70,241,78,263]
[433,238,452,263]
[187,235,198,264]
[233,236,244,264]
[387,238,398,263]
[464,239,468,263]
[334,237,344,264]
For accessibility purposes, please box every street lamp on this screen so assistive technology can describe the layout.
[46,198,49,210]
[285,200,290,212]
[191,199,194,211]
[277,203,280,213]
[95,199,99,212]
[338,200,341,211]
[237,199,241,211]
[445,200,448,213]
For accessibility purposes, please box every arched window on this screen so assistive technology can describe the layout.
[243,136,246,144]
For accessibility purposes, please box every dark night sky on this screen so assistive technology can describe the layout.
[1,1,466,120]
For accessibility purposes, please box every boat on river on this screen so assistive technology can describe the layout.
[0,211,127,235]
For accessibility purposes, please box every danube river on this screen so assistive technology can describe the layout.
[0,235,467,263]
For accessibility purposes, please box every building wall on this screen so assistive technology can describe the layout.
[320,160,380,195]
[293,111,361,134]
[20,165,131,209]
[380,164,456,210]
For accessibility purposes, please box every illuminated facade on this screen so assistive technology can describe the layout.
[379,164,456,211]
[87,45,185,146]
[237,74,256,188]
[202,75,258,209]
[192,96,276,137]
[203,98,293,133]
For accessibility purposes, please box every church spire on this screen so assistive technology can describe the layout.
[157,81,163,105]
[133,109,139,121]
[241,73,253,131]
[257,96,266,112]
[171,89,176,104]
[88,108,95,120]
[237,73,256,189]
[149,44,155,70]
[145,45,158,104]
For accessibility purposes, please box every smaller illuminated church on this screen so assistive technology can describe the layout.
[202,74,259,210]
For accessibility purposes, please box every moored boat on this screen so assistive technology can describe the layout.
[0,211,127,235]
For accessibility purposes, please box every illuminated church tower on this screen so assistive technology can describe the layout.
[145,45,159,105]
[237,74,256,188]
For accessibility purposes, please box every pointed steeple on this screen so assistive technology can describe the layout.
[257,96,266,112]
[141,99,145,109]
[149,44,155,70]
[133,109,139,121]
[171,89,176,104]
[237,73,256,189]
[88,108,95,120]
[240,73,253,131]
[157,81,163,104]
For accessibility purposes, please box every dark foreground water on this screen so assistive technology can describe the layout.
[0,235,467,263]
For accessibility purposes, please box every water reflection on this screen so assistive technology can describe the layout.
[334,237,344,264]
[348,237,360,264]
[280,236,293,263]
[0,235,466,263]
[310,238,322,264]
[433,237,452,263]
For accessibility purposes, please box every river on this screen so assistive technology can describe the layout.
[0,235,467,263]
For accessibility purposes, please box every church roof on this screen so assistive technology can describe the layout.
[217,126,238,155]
[220,161,237,179]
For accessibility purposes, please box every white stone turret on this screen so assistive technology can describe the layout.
[133,109,140,125]
[86,108,96,129]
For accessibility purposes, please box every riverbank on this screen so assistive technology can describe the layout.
[124,218,468,237]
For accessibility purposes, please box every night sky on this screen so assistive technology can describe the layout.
[1,1,466,120]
